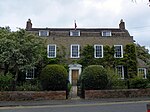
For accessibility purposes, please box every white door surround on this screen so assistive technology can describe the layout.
[68,64,82,85]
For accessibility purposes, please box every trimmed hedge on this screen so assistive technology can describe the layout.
[40,64,68,91]
[80,65,109,90]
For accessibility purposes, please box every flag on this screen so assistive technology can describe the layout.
[74,20,77,30]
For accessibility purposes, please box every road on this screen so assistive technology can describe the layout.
[0,100,148,112]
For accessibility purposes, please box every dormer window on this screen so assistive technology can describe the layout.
[39,30,49,37]
[102,31,111,36]
[70,30,80,36]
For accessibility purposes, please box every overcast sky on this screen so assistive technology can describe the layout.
[0,0,150,49]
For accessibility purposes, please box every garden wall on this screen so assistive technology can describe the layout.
[0,91,66,101]
[85,89,150,99]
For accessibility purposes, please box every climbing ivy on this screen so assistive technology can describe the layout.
[46,45,67,65]
[78,44,137,78]
[124,44,137,78]
[78,45,95,68]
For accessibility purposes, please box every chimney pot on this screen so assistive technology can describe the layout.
[119,19,125,30]
[26,19,32,30]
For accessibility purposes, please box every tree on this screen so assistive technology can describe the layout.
[136,44,150,65]
[136,44,150,76]
[0,27,14,75]
[131,0,150,6]
[0,28,45,82]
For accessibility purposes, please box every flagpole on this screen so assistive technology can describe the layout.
[74,20,77,30]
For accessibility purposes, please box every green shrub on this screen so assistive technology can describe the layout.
[80,65,109,90]
[16,79,41,91]
[0,73,14,91]
[129,76,149,89]
[40,64,68,91]
[106,68,127,89]
[67,83,72,92]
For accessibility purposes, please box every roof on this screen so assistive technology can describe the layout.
[28,27,127,32]
[137,58,148,68]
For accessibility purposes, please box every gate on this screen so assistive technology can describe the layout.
[66,80,70,99]
[77,80,85,98]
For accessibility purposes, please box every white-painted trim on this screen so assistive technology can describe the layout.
[70,30,80,36]
[39,30,49,36]
[102,30,111,36]
[47,44,56,58]
[68,64,82,84]
[70,44,80,58]
[94,44,103,58]
[138,68,147,79]
[26,68,35,80]
[114,45,123,58]
[116,65,124,79]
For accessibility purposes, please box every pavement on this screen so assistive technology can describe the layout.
[0,97,150,107]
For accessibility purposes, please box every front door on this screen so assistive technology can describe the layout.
[72,70,79,86]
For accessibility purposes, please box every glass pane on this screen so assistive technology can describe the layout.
[102,31,111,36]
[39,31,48,36]
[72,45,79,57]
[96,46,102,57]
[26,69,34,79]
[116,66,124,79]
[48,45,56,57]
[115,46,122,57]
[70,30,80,36]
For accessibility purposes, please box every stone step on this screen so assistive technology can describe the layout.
[71,86,78,99]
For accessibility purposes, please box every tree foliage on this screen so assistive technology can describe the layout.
[131,0,150,6]
[136,44,150,77]
[136,44,150,66]
[0,72,14,91]
[0,27,45,81]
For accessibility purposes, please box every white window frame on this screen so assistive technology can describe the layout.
[47,44,56,58]
[94,45,103,58]
[26,68,35,80]
[116,65,124,79]
[71,44,80,58]
[114,45,123,58]
[39,30,49,36]
[70,30,80,36]
[102,31,111,36]
[138,68,147,79]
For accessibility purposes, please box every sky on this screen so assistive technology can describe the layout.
[0,0,150,51]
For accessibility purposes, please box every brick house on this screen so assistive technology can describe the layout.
[25,19,147,85]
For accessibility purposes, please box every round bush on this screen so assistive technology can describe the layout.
[40,64,68,91]
[80,65,109,90]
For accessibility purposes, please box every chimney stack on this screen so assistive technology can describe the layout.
[26,19,32,30]
[119,19,125,30]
